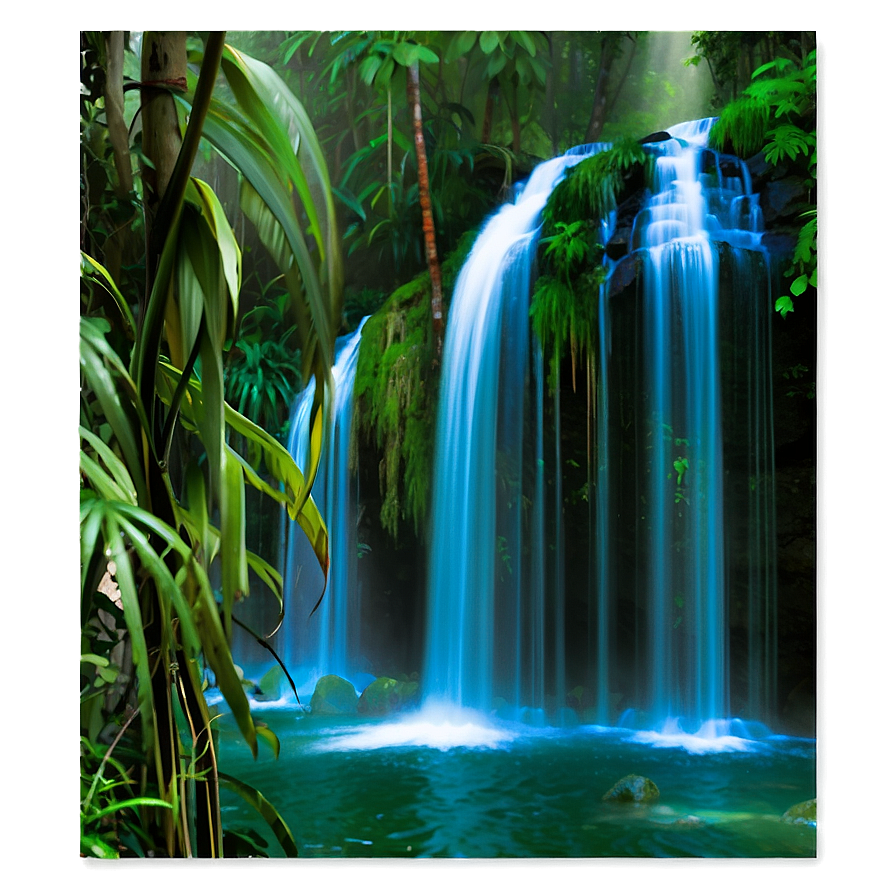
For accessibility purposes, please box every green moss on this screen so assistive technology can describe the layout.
[708,95,770,158]
[544,137,652,229]
[601,774,660,804]
[531,138,650,388]
[352,231,478,540]
[782,798,816,826]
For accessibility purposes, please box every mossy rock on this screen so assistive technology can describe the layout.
[255,665,286,702]
[782,798,816,826]
[602,774,660,804]
[357,677,420,717]
[310,675,358,715]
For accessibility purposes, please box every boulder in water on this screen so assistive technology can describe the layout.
[782,798,816,826]
[602,774,660,804]
[357,677,419,716]
[310,674,358,715]
[255,664,286,702]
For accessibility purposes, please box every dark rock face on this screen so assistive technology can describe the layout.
[602,774,660,803]
[639,131,671,144]
[761,176,808,225]
[608,252,641,296]
[605,188,651,261]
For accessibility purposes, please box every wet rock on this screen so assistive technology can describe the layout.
[310,674,358,715]
[608,252,642,296]
[672,815,705,828]
[602,774,660,803]
[639,131,672,145]
[357,676,419,716]
[255,664,286,702]
[782,798,816,826]
[761,175,806,224]
[780,677,816,738]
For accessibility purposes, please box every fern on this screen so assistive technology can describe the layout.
[764,124,814,165]
[540,221,595,282]
[544,137,651,227]
[709,95,770,158]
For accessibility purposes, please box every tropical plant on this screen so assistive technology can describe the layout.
[531,137,651,387]
[708,47,816,316]
[442,30,550,152]
[223,284,304,446]
[685,31,813,104]
[80,30,341,857]
[311,32,446,352]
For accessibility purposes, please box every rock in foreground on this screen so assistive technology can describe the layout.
[357,677,420,716]
[310,675,358,715]
[602,774,660,803]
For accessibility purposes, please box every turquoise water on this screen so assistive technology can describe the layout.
[216,707,815,858]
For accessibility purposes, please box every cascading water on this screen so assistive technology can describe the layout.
[423,151,594,720]
[424,120,776,736]
[282,318,369,692]
[604,119,775,735]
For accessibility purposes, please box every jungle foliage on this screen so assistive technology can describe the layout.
[532,138,652,385]
[80,31,341,857]
[708,44,816,316]
[351,231,476,539]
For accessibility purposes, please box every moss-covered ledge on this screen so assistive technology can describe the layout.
[351,231,476,540]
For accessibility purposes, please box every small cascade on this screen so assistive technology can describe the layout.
[282,318,369,692]
[596,119,775,732]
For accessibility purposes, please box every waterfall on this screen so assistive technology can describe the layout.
[424,119,776,733]
[423,152,589,719]
[602,120,775,732]
[282,318,369,692]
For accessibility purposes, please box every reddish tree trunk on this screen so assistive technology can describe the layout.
[407,60,443,357]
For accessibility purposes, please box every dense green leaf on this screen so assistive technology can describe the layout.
[81,252,136,338]
[775,296,794,318]
[80,318,147,506]
[104,524,153,752]
[220,446,249,638]
[255,723,281,759]
[479,31,500,55]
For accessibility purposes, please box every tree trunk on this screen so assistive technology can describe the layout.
[138,31,225,857]
[406,60,443,358]
[546,32,558,156]
[139,33,187,856]
[140,32,186,245]
[602,37,638,139]
[481,76,500,144]
[584,41,609,143]
[100,32,135,288]
[505,79,521,154]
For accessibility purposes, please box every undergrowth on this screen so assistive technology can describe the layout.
[352,230,476,539]
[532,137,651,387]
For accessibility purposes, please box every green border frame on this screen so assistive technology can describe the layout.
[0,0,896,896]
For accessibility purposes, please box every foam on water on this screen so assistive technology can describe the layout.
[310,705,519,752]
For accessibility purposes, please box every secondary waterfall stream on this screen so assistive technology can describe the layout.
[282,318,368,691]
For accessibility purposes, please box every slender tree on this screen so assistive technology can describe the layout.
[406,58,443,355]
[584,32,638,142]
